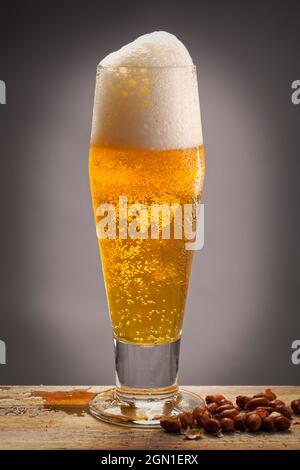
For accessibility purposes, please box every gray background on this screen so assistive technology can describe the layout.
[0,0,299,385]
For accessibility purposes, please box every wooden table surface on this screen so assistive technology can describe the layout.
[0,385,299,450]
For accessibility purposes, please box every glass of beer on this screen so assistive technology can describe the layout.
[88,32,205,427]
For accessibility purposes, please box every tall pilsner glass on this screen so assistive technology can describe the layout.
[88,63,205,427]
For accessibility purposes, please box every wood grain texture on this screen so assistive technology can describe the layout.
[0,386,299,450]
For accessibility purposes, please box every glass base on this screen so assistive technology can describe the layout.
[89,387,205,428]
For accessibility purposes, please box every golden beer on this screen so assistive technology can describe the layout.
[89,144,205,345]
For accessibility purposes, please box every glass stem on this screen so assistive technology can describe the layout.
[114,338,180,401]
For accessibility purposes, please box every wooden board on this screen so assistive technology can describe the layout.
[0,386,299,450]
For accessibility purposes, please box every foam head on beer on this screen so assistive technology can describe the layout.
[100,31,193,67]
[91,31,203,150]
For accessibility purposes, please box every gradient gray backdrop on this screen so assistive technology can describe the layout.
[0,0,299,385]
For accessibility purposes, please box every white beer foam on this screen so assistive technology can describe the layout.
[100,31,194,68]
[91,32,203,150]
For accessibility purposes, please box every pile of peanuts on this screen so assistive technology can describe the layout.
[160,389,300,436]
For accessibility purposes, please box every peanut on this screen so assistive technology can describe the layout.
[291,399,300,414]
[192,407,210,427]
[203,418,221,434]
[234,412,247,431]
[160,416,181,432]
[219,408,239,419]
[275,405,293,419]
[221,417,235,432]
[236,395,251,409]
[192,406,207,420]
[264,388,277,401]
[262,416,276,432]
[216,404,237,413]
[207,402,219,414]
[274,415,291,431]
[179,412,194,429]
[246,413,262,431]
[205,394,225,405]
[269,399,285,408]
[254,407,271,419]
[245,397,270,410]
[253,393,270,400]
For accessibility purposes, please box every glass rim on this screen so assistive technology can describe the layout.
[97,63,197,71]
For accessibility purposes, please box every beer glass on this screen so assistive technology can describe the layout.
[88,64,205,427]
